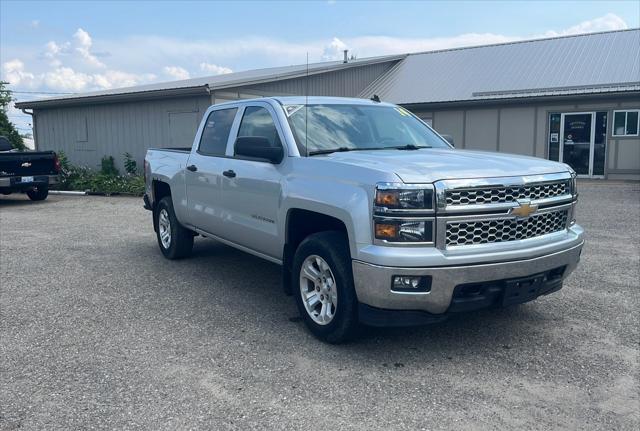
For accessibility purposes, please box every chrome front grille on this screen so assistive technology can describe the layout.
[446,209,568,247]
[445,181,570,206]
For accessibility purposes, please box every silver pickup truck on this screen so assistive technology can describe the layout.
[144,96,584,343]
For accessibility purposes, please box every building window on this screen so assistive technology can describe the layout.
[612,110,639,137]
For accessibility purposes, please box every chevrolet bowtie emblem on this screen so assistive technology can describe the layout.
[509,200,538,218]
[21,162,32,168]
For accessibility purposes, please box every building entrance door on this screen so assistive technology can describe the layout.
[557,112,607,177]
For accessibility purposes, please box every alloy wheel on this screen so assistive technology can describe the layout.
[158,209,171,249]
[299,255,338,325]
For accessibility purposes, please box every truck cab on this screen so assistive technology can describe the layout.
[144,97,584,343]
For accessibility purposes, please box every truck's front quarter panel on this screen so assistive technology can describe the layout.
[279,157,397,257]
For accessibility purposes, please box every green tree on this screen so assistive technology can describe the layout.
[0,81,26,150]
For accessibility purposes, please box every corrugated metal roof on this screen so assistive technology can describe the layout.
[360,29,640,104]
[15,54,405,108]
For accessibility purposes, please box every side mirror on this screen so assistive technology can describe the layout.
[441,134,455,147]
[0,136,12,152]
[235,136,284,164]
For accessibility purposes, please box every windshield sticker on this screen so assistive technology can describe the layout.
[395,107,411,117]
[284,105,304,117]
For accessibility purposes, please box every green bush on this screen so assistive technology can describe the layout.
[123,152,138,175]
[55,151,145,196]
[100,155,119,176]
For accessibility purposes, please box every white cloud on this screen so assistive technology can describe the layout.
[322,37,348,61]
[199,62,233,75]
[544,13,628,37]
[42,67,94,92]
[163,66,190,80]
[2,60,156,93]
[93,70,157,89]
[43,40,68,67]
[2,59,36,88]
[30,20,40,28]
[73,28,105,68]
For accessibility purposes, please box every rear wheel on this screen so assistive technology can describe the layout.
[27,185,48,201]
[292,231,359,343]
[155,196,193,259]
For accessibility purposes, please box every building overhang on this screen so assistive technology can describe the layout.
[401,89,640,111]
[14,85,212,110]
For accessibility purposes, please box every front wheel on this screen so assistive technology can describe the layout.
[292,231,359,343]
[155,196,193,259]
[26,185,48,201]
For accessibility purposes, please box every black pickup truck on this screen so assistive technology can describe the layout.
[0,136,60,201]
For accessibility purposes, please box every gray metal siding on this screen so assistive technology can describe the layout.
[465,109,499,152]
[499,107,536,156]
[412,95,640,179]
[244,61,397,97]
[35,95,211,170]
[431,111,464,148]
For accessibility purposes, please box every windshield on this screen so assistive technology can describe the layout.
[285,104,451,155]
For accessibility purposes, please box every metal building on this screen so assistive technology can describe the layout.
[16,29,640,179]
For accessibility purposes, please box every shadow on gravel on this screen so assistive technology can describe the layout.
[154,236,543,357]
[0,195,52,206]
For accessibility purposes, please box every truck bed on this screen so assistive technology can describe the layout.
[148,147,191,153]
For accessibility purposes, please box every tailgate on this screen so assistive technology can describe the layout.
[0,152,58,177]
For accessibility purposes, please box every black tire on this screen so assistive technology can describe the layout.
[292,231,359,343]
[26,185,48,201]
[155,196,193,259]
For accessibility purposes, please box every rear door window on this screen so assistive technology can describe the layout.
[198,108,238,156]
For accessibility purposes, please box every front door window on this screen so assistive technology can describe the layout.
[562,113,592,176]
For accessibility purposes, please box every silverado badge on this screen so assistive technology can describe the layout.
[509,199,538,218]
[21,162,32,168]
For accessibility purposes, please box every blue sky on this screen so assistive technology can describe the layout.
[1,0,639,131]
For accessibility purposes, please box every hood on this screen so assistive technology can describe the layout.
[321,148,569,183]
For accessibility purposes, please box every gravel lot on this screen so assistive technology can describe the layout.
[1,181,638,430]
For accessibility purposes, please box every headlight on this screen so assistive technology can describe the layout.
[375,186,433,210]
[374,219,434,243]
[564,164,578,197]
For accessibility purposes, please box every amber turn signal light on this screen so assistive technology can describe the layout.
[375,223,399,239]
[375,190,399,207]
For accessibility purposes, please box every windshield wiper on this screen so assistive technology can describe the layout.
[308,147,354,156]
[308,144,431,156]
[392,144,431,150]
[308,146,390,156]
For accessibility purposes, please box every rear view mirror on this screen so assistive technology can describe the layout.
[235,136,284,164]
[441,134,455,147]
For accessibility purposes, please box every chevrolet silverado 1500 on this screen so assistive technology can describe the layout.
[144,97,583,343]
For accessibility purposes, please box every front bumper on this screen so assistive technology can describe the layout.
[352,228,584,322]
[0,174,59,190]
